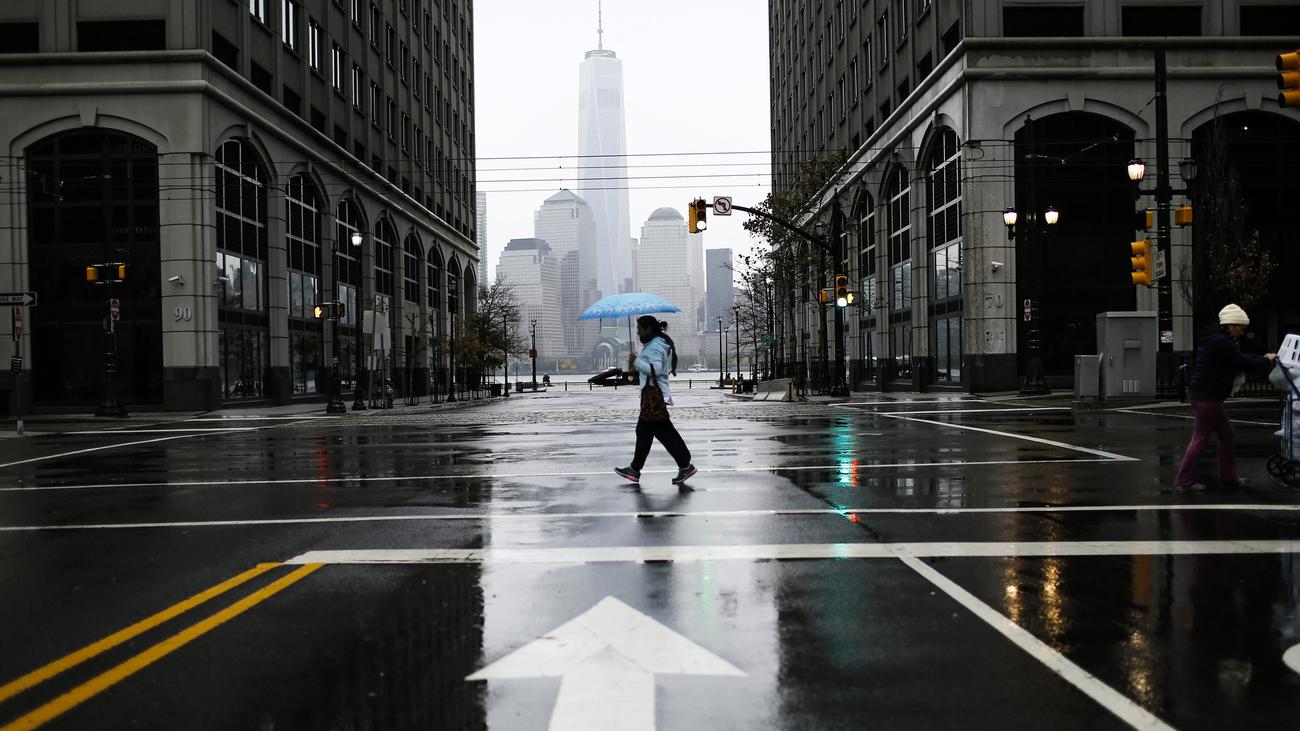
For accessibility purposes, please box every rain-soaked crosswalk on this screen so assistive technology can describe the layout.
[0,388,1297,729]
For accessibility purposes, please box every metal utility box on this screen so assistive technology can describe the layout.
[1096,311,1158,399]
[1074,355,1101,400]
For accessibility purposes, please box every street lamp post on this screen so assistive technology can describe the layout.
[447,315,457,402]
[502,310,510,398]
[717,316,724,388]
[350,231,366,411]
[724,327,730,382]
[325,242,347,414]
[529,318,538,389]
[733,304,742,389]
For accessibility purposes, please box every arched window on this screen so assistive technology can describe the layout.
[215,139,269,399]
[334,199,363,330]
[927,129,963,382]
[427,246,443,315]
[463,263,476,316]
[447,256,460,318]
[854,189,877,384]
[373,219,396,298]
[403,234,422,304]
[286,175,323,394]
[885,166,912,378]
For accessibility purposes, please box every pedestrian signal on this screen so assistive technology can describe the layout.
[1278,50,1300,108]
[688,198,708,234]
[1174,205,1192,226]
[313,301,345,319]
[1130,240,1153,286]
[834,275,850,307]
[85,263,126,283]
[1133,209,1154,231]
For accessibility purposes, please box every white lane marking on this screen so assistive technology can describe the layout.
[467,596,743,731]
[284,540,1300,565]
[1114,409,1277,427]
[5,504,1299,532]
[895,553,1175,730]
[874,407,1070,416]
[876,413,1139,462]
[61,428,261,434]
[0,419,318,470]
[184,415,343,421]
[1283,644,1300,675]
[0,458,1117,493]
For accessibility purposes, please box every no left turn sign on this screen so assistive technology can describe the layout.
[713,196,732,216]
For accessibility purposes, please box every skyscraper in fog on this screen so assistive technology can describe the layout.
[577,14,632,298]
[534,190,599,359]
[476,192,488,287]
[496,238,562,360]
[706,249,734,330]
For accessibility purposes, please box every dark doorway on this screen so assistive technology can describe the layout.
[1015,113,1137,383]
[26,130,163,406]
[1190,111,1300,345]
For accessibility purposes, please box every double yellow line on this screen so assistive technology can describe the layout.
[0,562,322,730]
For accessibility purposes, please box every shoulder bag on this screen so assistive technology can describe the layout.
[640,364,670,423]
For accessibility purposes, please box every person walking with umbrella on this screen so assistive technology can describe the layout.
[615,315,696,485]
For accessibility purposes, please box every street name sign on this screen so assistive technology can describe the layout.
[713,196,733,215]
[467,596,745,731]
[0,292,36,307]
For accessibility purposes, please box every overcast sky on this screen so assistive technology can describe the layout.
[473,0,772,283]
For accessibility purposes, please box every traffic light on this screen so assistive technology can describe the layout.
[1130,240,1153,286]
[313,301,345,319]
[85,263,126,283]
[687,198,708,234]
[1278,50,1300,108]
[1134,209,1154,231]
[834,275,850,307]
[1174,205,1193,226]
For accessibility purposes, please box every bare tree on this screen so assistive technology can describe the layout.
[445,275,524,373]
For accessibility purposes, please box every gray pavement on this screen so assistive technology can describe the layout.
[0,387,1298,729]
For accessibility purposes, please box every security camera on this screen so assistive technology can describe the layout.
[168,275,184,285]
[990,261,1004,272]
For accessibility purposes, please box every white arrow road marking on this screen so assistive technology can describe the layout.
[1284,644,1300,675]
[466,596,744,731]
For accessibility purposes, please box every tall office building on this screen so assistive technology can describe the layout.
[0,0,477,411]
[768,1,1300,393]
[534,190,599,359]
[476,192,489,287]
[637,208,702,357]
[577,12,633,298]
[496,239,563,361]
[706,249,735,330]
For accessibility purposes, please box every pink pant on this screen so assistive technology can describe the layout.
[1175,401,1237,487]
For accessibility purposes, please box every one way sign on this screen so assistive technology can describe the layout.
[0,292,36,307]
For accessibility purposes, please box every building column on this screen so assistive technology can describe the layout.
[266,177,291,404]
[909,173,932,391]
[161,150,220,410]
[961,143,1019,393]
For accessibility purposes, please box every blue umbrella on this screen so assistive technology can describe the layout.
[579,293,680,364]
[578,292,680,320]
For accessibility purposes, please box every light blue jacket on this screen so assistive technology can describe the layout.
[633,336,674,406]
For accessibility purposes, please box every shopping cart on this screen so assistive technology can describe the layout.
[1266,334,1300,489]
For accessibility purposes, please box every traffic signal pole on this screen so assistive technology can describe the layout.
[1154,48,1179,399]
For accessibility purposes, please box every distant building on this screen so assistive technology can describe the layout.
[476,192,489,288]
[496,239,563,361]
[533,190,599,359]
[637,208,703,357]
[706,249,735,330]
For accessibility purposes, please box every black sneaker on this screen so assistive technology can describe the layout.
[614,466,641,484]
[1174,482,1208,492]
[671,465,698,485]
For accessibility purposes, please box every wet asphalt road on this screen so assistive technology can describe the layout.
[0,388,1298,730]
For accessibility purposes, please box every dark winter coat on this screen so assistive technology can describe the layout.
[1187,327,1272,402]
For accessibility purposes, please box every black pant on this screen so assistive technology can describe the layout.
[630,418,691,471]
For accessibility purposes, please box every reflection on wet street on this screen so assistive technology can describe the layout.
[1,388,1298,729]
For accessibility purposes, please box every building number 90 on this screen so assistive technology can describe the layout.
[174,306,192,322]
